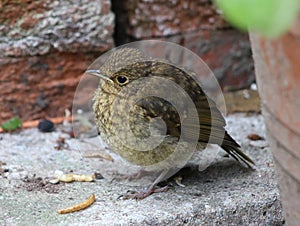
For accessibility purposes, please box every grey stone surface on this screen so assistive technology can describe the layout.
[0,114,284,225]
[0,0,114,57]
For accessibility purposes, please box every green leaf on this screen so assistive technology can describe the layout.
[215,0,300,38]
[1,117,22,131]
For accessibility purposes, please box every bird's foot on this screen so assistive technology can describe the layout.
[120,185,169,200]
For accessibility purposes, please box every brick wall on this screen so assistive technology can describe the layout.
[0,0,254,121]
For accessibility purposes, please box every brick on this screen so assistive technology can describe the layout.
[0,0,115,121]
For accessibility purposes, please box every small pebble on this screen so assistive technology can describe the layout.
[247,133,264,141]
[49,178,60,184]
[38,119,55,132]
[95,172,104,180]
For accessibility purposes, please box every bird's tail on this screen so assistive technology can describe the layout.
[221,131,255,168]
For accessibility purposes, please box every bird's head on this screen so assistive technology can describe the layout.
[87,48,149,93]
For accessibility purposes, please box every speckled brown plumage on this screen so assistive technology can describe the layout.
[89,48,254,199]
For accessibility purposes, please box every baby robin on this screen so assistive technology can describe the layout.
[88,48,254,199]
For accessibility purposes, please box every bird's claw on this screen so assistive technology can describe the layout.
[119,185,169,200]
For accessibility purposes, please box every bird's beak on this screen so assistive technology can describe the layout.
[86,69,112,83]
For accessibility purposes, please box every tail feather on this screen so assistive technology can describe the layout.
[221,132,255,168]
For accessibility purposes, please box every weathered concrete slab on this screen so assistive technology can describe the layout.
[0,114,284,225]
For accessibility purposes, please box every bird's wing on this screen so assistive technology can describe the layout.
[125,61,254,166]
[126,61,227,144]
[134,97,182,139]
[133,93,227,144]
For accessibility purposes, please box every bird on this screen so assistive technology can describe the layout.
[87,47,254,199]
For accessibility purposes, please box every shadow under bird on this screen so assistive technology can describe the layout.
[87,48,254,199]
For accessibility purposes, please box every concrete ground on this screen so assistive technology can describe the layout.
[0,113,284,225]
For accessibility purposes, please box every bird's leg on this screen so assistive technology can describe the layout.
[121,170,170,200]
[114,169,152,181]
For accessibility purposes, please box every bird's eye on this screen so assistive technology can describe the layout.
[116,75,128,85]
